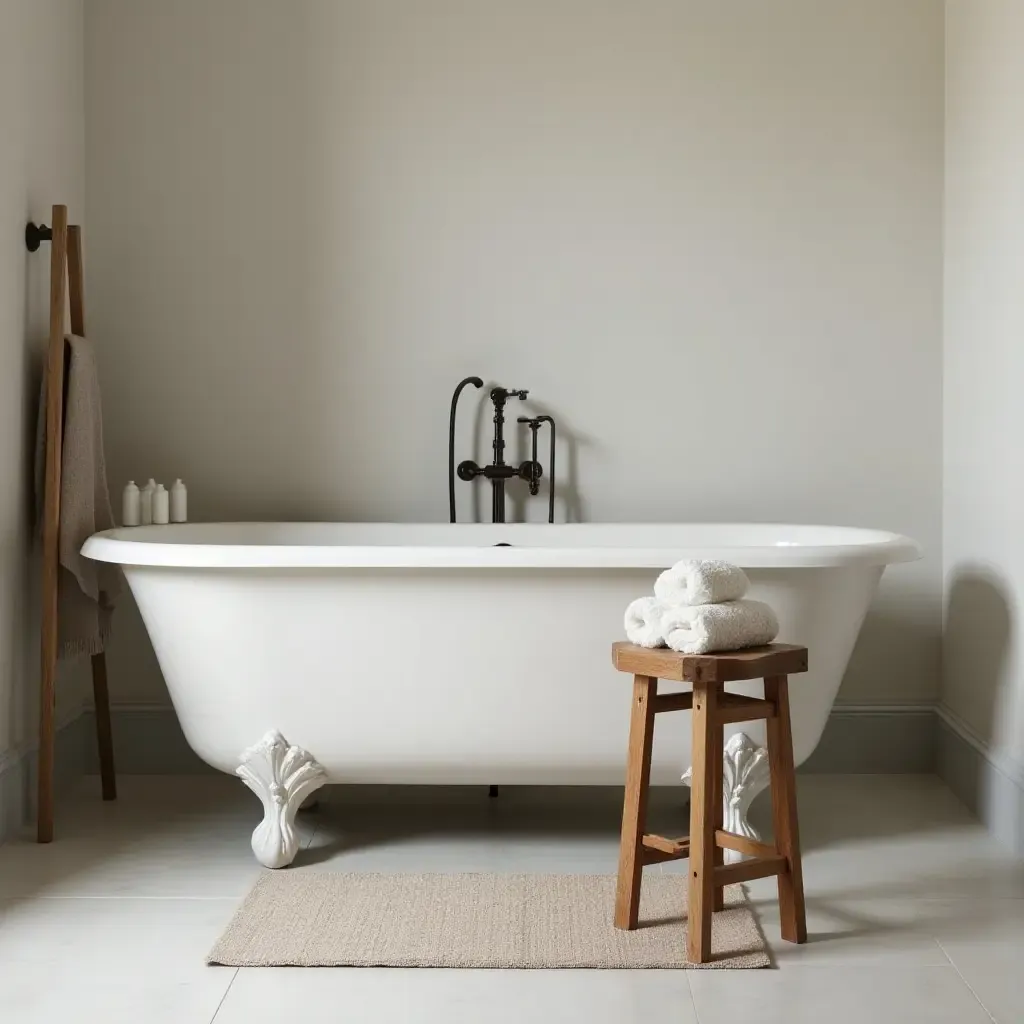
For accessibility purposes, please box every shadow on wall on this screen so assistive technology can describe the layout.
[943,563,1013,762]
[512,396,597,525]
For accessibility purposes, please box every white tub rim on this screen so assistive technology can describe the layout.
[82,521,921,570]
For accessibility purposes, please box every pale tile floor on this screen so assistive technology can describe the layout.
[0,774,1021,1023]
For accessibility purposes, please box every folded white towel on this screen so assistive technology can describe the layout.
[624,596,668,648]
[654,559,749,607]
[661,599,779,655]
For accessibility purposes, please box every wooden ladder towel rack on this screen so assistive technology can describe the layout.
[32,203,117,843]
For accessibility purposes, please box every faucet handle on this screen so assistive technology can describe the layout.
[490,386,529,403]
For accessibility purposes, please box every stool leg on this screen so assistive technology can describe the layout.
[712,715,725,912]
[614,674,657,930]
[763,674,807,944]
[687,680,719,964]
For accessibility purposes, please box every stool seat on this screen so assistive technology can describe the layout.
[612,640,809,964]
[612,641,808,682]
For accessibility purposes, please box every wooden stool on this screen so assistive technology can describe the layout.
[611,641,809,964]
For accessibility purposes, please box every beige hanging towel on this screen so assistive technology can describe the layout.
[35,335,121,658]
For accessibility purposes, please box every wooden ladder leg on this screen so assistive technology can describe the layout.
[614,673,657,930]
[91,653,117,800]
[687,680,719,964]
[37,206,68,845]
[764,674,807,944]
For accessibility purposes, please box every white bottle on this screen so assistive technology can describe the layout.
[170,479,188,523]
[122,481,140,526]
[152,484,170,525]
[140,478,157,526]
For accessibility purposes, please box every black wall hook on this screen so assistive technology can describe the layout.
[25,222,53,252]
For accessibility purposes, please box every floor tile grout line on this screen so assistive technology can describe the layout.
[934,939,999,1023]
[684,972,704,1024]
[208,967,240,1024]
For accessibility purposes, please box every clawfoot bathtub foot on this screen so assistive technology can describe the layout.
[682,732,771,864]
[236,730,328,868]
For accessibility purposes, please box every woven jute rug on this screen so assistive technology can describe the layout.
[208,872,769,969]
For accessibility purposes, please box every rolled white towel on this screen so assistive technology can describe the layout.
[661,599,779,655]
[653,559,749,607]
[624,596,667,649]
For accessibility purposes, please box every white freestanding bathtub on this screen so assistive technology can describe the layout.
[83,522,919,867]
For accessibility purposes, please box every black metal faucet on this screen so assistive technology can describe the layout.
[448,377,556,523]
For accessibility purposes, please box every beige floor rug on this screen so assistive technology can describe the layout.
[208,873,770,969]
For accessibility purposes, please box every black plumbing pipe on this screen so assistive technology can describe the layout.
[448,376,483,523]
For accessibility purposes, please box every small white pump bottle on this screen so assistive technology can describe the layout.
[170,479,187,523]
[140,478,157,526]
[122,481,140,526]
[152,484,170,525]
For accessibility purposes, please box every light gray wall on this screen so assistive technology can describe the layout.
[84,0,943,707]
[944,2,1024,775]
[0,0,85,765]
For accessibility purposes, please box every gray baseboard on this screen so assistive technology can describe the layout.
[0,710,94,845]
[802,704,937,774]
[80,703,940,778]
[937,705,1024,858]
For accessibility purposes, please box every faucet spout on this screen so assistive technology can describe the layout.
[536,416,556,523]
